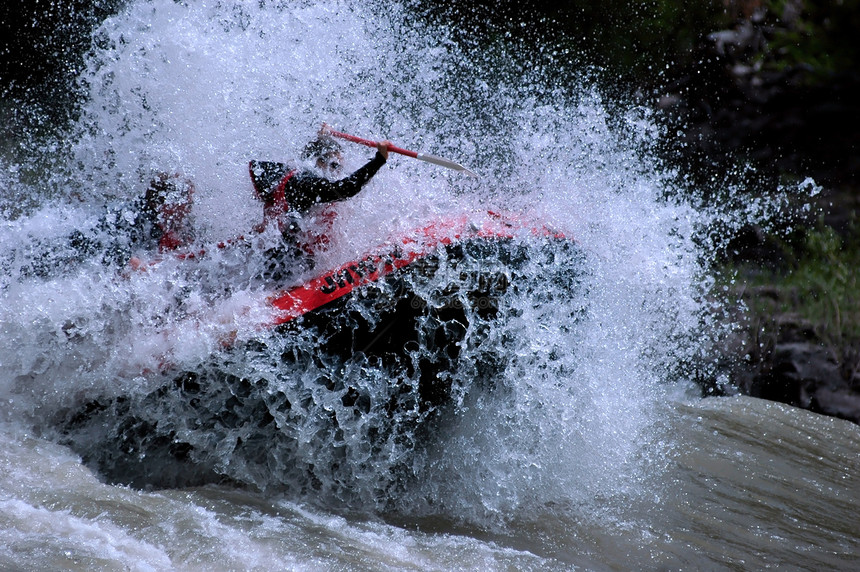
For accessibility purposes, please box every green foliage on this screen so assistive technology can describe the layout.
[792,226,860,344]
[758,0,860,81]
[737,224,860,347]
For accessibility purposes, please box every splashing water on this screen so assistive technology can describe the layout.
[1,0,752,529]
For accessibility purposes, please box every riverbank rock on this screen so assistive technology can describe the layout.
[753,342,860,423]
[723,315,860,425]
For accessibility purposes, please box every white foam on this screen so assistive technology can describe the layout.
[0,0,781,530]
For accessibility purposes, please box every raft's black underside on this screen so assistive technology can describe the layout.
[56,237,584,494]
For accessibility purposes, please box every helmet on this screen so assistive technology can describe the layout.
[301,134,343,161]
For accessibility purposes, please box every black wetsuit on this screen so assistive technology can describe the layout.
[249,152,387,215]
[247,152,386,279]
[19,198,193,278]
[72,197,195,264]
[71,199,159,263]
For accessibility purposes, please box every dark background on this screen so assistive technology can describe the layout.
[4,1,857,186]
[1,1,120,135]
[3,0,859,420]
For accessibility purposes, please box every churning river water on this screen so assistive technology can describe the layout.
[1,1,858,570]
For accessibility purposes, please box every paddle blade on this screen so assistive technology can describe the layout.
[416,153,478,177]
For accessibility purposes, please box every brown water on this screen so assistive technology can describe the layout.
[2,395,857,571]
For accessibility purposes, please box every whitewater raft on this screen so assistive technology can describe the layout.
[58,210,585,491]
[261,210,572,403]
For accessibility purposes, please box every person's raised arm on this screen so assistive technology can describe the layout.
[286,141,390,211]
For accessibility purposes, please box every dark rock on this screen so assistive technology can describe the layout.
[748,341,860,424]
[805,385,860,425]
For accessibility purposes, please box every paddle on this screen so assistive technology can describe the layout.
[324,126,478,177]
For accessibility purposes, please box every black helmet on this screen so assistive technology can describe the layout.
[301,134,342,161]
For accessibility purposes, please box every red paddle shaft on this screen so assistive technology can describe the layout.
[325,127,478,177]
[327,129,418,158]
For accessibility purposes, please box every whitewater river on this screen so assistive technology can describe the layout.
[2,1,858,569]
[1,396,857,570]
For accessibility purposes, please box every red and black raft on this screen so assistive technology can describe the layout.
[56,210,583,491]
